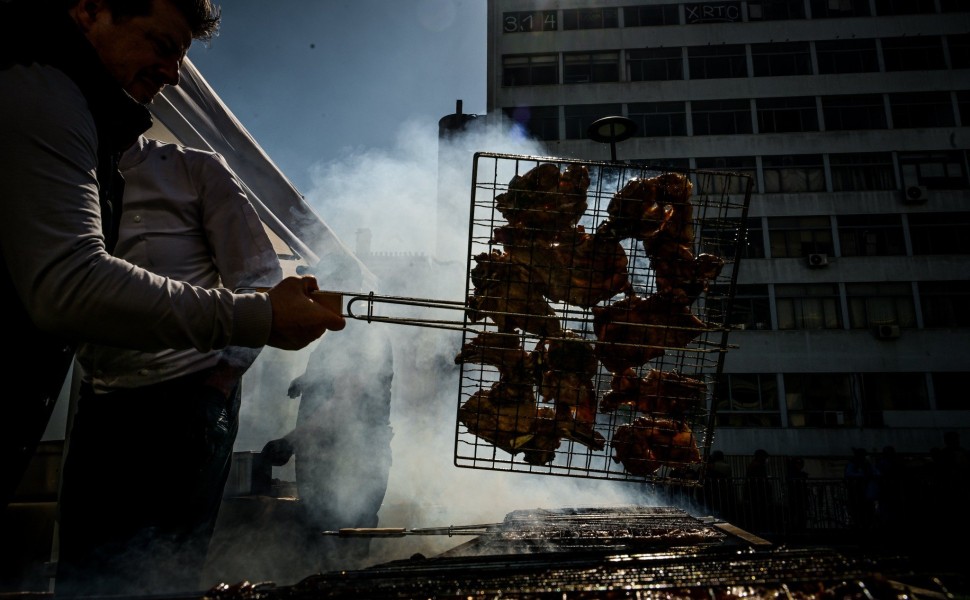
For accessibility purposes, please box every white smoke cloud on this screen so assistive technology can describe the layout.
[218,115,678,584]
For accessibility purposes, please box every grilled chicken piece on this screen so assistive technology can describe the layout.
[600,368,707,415]
[544,227,633,309]
[467,250,561,336]
[592,295,708,373]
[649,248,725,306]
[454,333,539,400]
[495,162,590,233]
[611,416,702,476]
[597,172,693,242]
[458,388,557,455]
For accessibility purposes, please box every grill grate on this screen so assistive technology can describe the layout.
[453,153,753,485]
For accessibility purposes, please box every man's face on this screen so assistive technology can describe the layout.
[74,0,193,103]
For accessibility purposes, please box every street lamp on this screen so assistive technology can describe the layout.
[586,116,637,163]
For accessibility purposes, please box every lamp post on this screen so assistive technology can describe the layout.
[586,116,637,163]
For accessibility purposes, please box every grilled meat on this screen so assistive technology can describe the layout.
[600,368,707,415]
[454,332,540,399]
[611,416,702,476]
[467,250,562,336]
[592,294,708,373]
[458,388,557,456]
[494,162,590,233]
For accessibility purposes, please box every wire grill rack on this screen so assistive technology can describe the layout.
[452,152,753,485]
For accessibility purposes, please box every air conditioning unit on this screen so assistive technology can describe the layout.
[875,324,901,339]
[903,185,928,204]
[807,253,829,268]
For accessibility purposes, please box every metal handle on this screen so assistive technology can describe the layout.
[345,291,476,332]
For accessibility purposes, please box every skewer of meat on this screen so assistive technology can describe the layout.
[600,368,707,415]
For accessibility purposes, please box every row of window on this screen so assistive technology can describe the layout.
[505,91,970,142]
[504,0,964,33]
[669,151,967,194]
[502,35,969,86]
[706,276,969,332]
[714,371,966,429]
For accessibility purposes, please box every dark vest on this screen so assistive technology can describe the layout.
[0,0,153,505]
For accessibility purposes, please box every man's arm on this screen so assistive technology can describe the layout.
[0,65,340,352]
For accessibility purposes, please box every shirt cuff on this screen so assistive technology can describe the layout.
[229,292,273,348]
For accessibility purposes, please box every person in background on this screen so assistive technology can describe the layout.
[703,450,737,522]
[0,0,343,512]
[742,449,772,532]
[261,313,395,573]
[843,448,876,530]
[54,136,284,596]
[784,456,809,534]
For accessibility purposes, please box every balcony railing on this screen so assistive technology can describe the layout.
[657,476,969,543]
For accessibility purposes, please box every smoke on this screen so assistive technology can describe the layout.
[215,116,672,585]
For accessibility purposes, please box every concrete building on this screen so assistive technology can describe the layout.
[484,0,970,460]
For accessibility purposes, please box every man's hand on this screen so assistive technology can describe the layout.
[266,276,345,350]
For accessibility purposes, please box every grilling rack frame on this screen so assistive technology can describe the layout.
[447,152,754,487]
[247,152,753,488]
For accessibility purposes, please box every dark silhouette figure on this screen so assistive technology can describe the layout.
[872,446,903,532]
[742,449,772,532]
[785,457,809,534]
[843,448,876,530]
[703,450,737,522]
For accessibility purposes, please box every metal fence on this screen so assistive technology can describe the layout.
[657,476,970,543]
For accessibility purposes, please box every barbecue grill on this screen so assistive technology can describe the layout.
[447,152,753,486]
[201,506,965,600]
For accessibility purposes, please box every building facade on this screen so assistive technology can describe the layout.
[484,0,970,460]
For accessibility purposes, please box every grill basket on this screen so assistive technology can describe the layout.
[453,152,753,485]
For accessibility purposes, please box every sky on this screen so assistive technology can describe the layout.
[186,0,488,194]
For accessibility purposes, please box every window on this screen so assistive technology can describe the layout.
[836,214,906,256]
[874,0,937,15]
[920,281,970,326]
[563,51,620,84]
[694,156,758,194]
[748,0,806,20]
[768,216,833,257]
[815,39,879,74]
[919,281,970,329]
[714,374,781,427]
[821,94,887,130]
[861,373,929,412]
[776,284,842,330]
[624,4,680,26]
[562,8,618,30]
[751,42,812,76]
[563,103,622,140]
[502,54,558,87]
[810,0,871,17]
[898,152,968,189]
[629,102,687,137]
[845,282,917,329]
[756,97,819,133]
[910,213,970,255]
[958,91,970,126]
[691,99,753,135]
[684,2,743,23]
[627,48,684,81]
[829,152,897,191]
[890,92,955,128]
[503,106,559,141]
[631,157,691,172]
[785,373,856,427]
[881,36,946,71]
[933,372,970,410]
[687,45,748,79]
[950,34,970,69]
[762,154,825,193]
[503,11,558,33]
[708,284,772,329]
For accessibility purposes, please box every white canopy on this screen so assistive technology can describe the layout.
[147,58,375,289]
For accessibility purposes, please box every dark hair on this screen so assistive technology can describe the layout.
[102,0,220,41]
